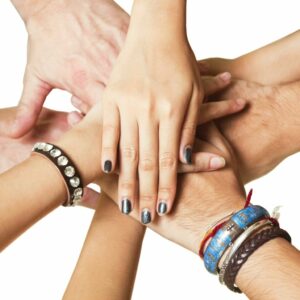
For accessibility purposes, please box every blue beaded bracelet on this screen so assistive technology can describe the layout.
[203,205,269,274]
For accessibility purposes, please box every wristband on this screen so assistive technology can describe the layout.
[203,205,269,274]
[218,218,274,284]
[223,226,291,293]
[32,142,84,206]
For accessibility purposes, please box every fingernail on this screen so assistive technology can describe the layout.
[121,198,132,215]
[218,72,231,82]
[210,157,226,169]
[141,209,151,224]
[104,160,112,173]
[158,202,168,215]
[184,146,193,164]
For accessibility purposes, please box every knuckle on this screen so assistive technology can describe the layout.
[140,195,156,203]
[120,181,134,191]
[158,187,173,196]
[103,124,118,135]
[161,100,177,117]
[102,146,115,153]
[121,146,137,162]
[160,152,176,169]
[139,157,155,172]
[182,122,197,137]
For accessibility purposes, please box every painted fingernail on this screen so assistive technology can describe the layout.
[104,160,112,173]
[210,157,226,169]
[184,146,193,164]
[141,209,151,224]
[218,72,231,82]
[158,202,168,215]
[121,198,132,215]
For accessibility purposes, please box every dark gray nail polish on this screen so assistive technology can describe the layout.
[141,209,151,224]
[104,160,112,173]
[184,147,192,164]
[158,202,167,215]
[121,198,132,215]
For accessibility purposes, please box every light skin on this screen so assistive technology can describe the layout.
[63,192,145,300]
[1,80,300,298]
[199,30,300,85]
[2,75,300,248]
[0,76,245,250]
[95,123,300,300]
[9,0,129,137]
[100,0,207,223]
[10,0,214,224]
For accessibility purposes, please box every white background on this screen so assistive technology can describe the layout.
[0,0,299,299]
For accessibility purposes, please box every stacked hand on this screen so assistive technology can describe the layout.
[10,0,129,137]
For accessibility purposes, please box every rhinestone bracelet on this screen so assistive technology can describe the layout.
[32,142,84,206]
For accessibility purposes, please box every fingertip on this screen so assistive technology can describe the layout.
[67,111,84,126]
[235,98,247,108]
[217,72,232,83]
[209,156,226,170]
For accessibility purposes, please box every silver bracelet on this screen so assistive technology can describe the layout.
[218,219,273,284]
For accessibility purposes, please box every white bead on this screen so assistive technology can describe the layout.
[50,149,61,158]
[64,166,75,177]
[70,177,80,188]
[57,156,68,166]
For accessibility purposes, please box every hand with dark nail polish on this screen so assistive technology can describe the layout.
[104,160,112,173]
[121,198,132,215]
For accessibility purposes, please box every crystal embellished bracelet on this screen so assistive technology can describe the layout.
[32,142,84,206]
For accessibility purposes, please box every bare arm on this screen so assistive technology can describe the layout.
[63,192,145,300]
[201,30,300,85]
[96,124,300,299]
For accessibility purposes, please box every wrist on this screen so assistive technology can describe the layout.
[236,238,300,299]
[129,0,187,42]
[177,192,244,255]
[56,122,102,186]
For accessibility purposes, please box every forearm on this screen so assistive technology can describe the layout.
[129,0,187,42]
[99,176,300,298]
[0,117,103,250]
[237,238,300,299]
[0,155,65,251]
[235,30,300,85]
[277,80,300,152]
[63,193,145,300]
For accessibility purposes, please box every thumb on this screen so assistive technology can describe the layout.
[10,71,52,138]
[78,187,100,209]
[198,58,233,76]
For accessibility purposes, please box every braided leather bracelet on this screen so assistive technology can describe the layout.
[223,226,292,293]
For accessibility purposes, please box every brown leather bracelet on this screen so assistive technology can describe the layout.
[223,226,292,293]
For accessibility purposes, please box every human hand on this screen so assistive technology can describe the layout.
[100,0,230,223]
[0,106,100,205]
[10,0,129,137]
[206,79,300,183]
[60,73,246,211]
[96,122,246,253]
[0,107,73,172]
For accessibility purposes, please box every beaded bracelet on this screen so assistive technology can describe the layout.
[203,205,269,274]
[32,142,84,206]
